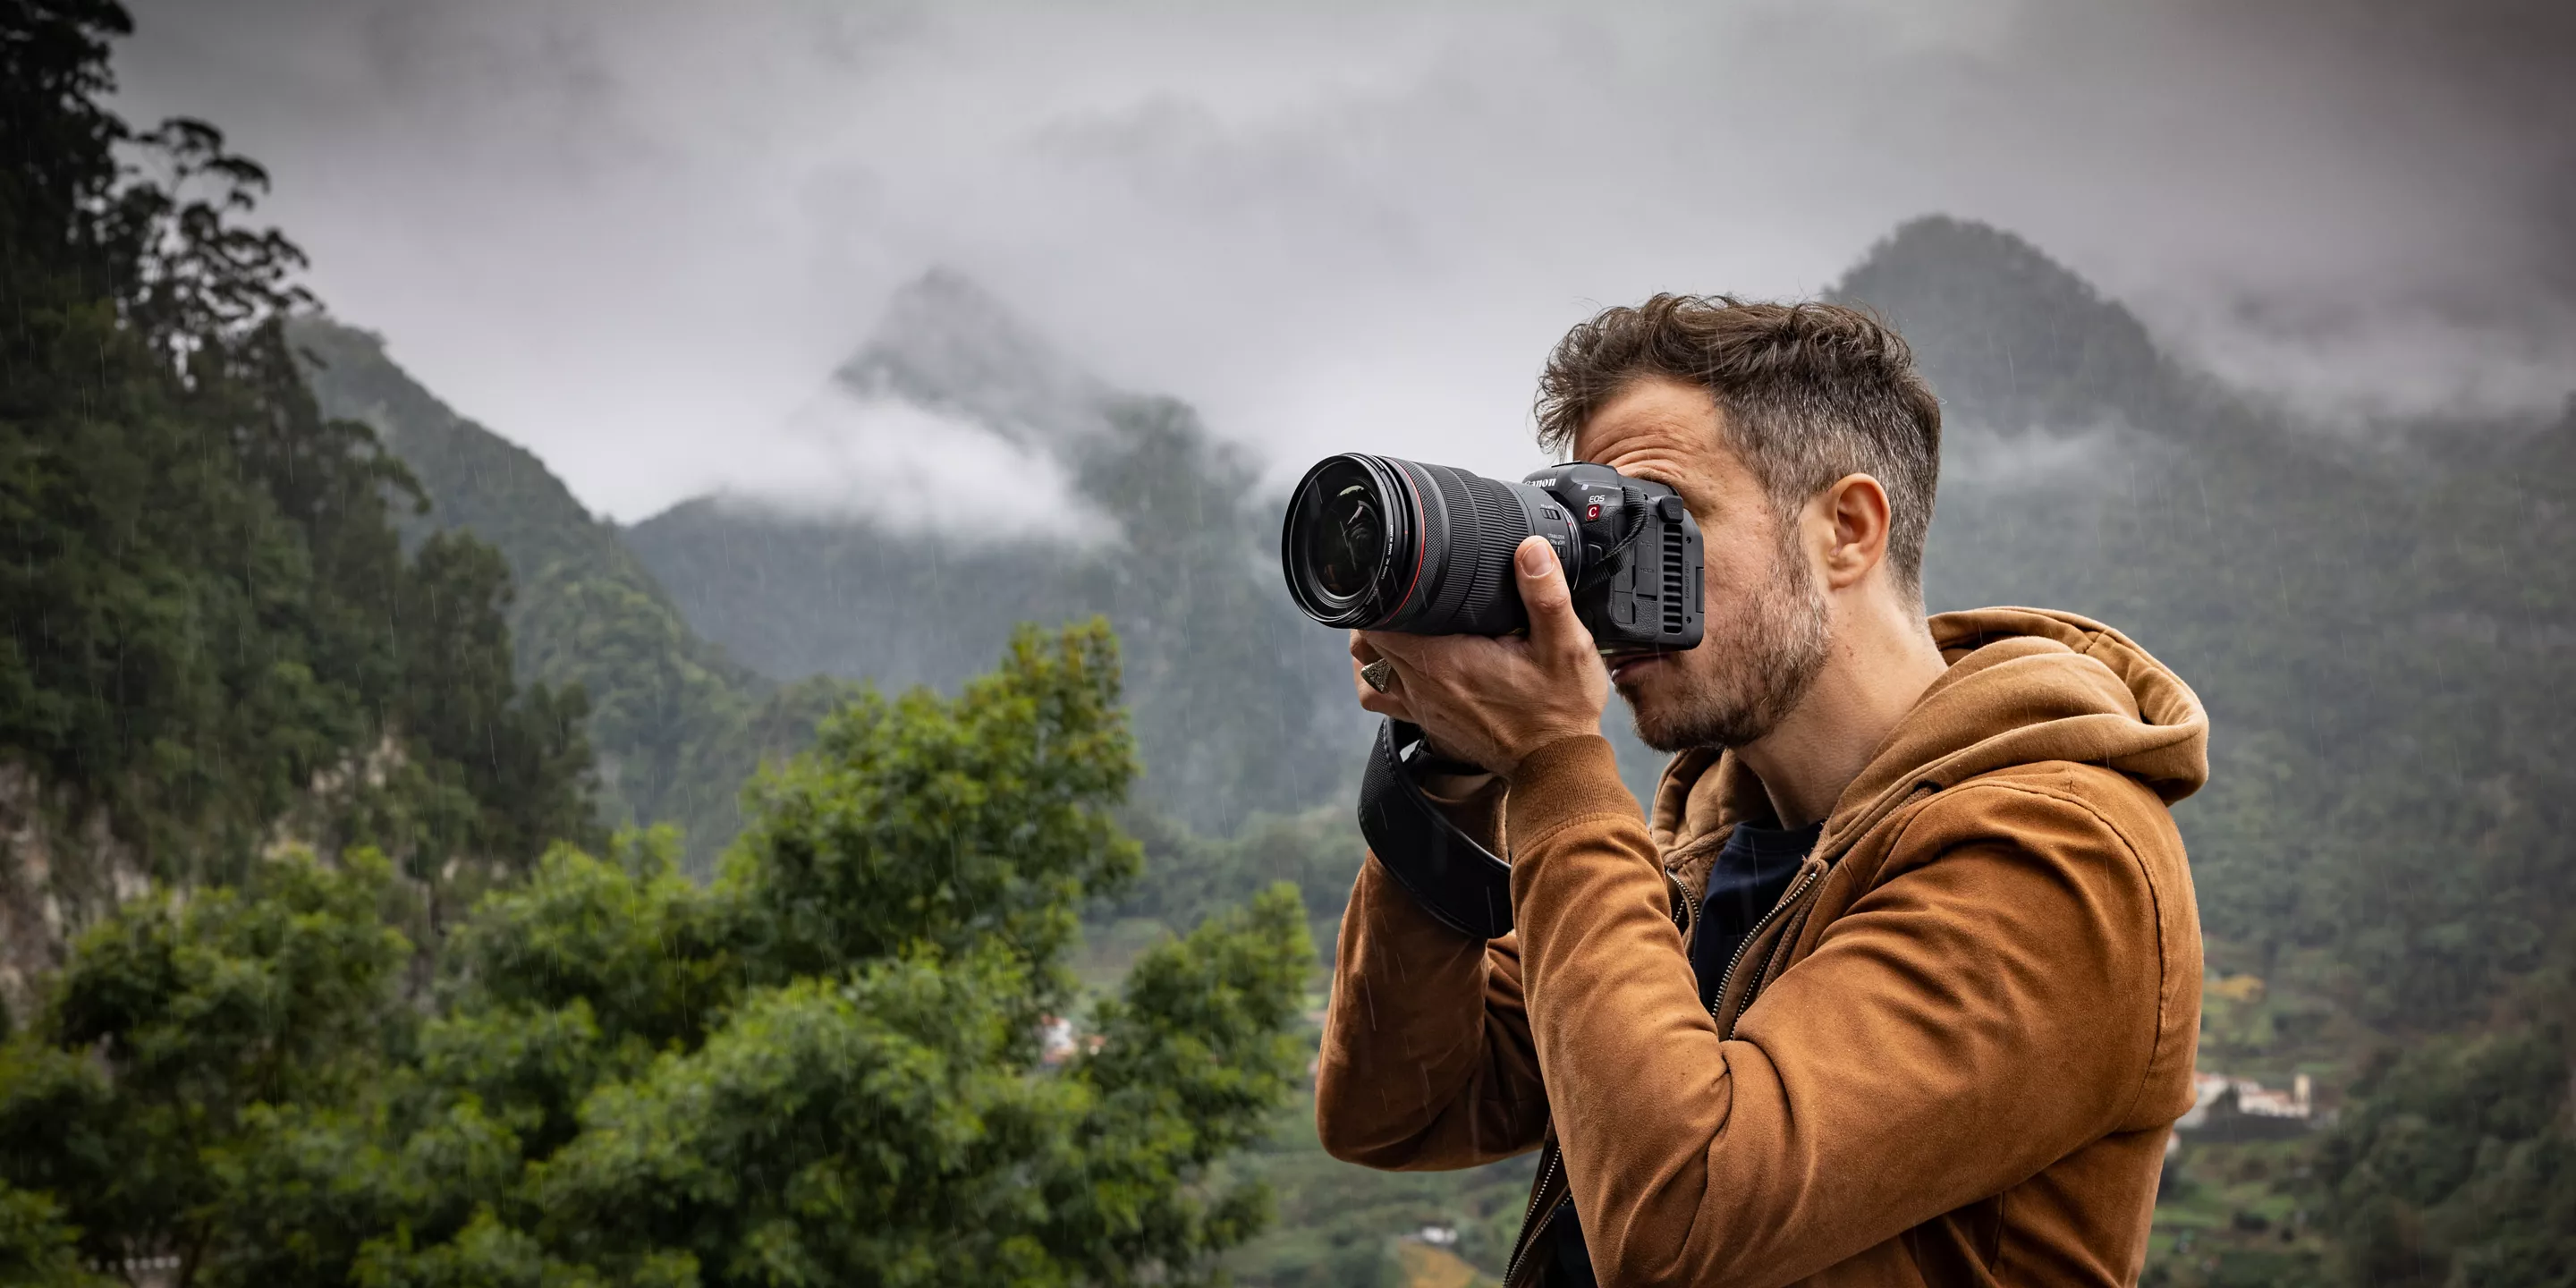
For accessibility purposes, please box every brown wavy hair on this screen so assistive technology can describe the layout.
[1535,296,1942,591]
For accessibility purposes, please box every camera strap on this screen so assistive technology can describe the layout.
[1358,717,1516,939]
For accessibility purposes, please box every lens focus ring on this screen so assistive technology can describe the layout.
[1395,463,1534,636]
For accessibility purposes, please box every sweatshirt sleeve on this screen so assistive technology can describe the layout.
[1314,776,1552,1170]
[1502,736,2174,1286]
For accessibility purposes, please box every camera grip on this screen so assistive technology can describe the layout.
[1357,717,1516,939]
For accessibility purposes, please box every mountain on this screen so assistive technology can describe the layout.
[625,273,1365,835]
[832,267,1115,447]
[289,320,849,870]
[1837,216,2575,1038]
[1831,215,2174,436]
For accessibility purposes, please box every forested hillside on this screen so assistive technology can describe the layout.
[0,1,591,1005]
[278,275,1371,863]
[286,320,851,869]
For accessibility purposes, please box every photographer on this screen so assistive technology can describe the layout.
[1313,298,2207,1286]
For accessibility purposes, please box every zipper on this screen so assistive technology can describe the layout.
[1502,1144,1565,1287]
[1707,863,1821,1037]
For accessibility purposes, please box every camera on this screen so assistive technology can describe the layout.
[1281,453,1704,649]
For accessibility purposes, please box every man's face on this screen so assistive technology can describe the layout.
[1571,377,1829,752]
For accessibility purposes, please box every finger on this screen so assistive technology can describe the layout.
[1360,630,1426,664]
[1350,648,1414,719]
[1513,535,1592,660]
[1349,631,1381,666]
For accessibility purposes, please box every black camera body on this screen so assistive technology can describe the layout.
[1281,453,1704,650]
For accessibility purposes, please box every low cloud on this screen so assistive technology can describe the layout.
[113,0,2576,519]
[718,391,1114,544]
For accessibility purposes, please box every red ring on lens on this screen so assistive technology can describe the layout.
[1390,465,1427,623]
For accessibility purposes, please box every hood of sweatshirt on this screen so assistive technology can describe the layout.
[1650,606,2208,890]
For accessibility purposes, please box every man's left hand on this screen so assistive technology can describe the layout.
[1361,536,1610,781]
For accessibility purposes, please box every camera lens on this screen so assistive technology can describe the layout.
[1283,453,1574,636]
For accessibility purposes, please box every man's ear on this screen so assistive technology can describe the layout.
[1818,474,1893,591]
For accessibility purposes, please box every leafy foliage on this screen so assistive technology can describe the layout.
[727,624,1141,987]
[0,1182,110,1288]
[0,623,1315,1286]
[1,850,415,1280]
[2315,1021,2576,1287]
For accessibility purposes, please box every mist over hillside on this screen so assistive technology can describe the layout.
[111,0,2576,524]
[626,273,1368,835]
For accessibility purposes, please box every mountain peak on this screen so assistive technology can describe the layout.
[1829,216,2174,432]
[831,268,1112,447]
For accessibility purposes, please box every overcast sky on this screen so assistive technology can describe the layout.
[115,0,2576,521]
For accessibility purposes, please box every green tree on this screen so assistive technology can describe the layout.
[0,1184,111,1288]
[0,849,415,1281]
[0,622,1314,1286]
[2316,1019,2576,1287]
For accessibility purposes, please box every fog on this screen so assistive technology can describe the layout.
[114,0,2576,521]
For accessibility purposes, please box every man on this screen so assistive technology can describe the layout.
[1315,296,2207,1286]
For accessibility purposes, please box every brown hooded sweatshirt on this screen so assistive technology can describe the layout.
[1316,608,2207,1287]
